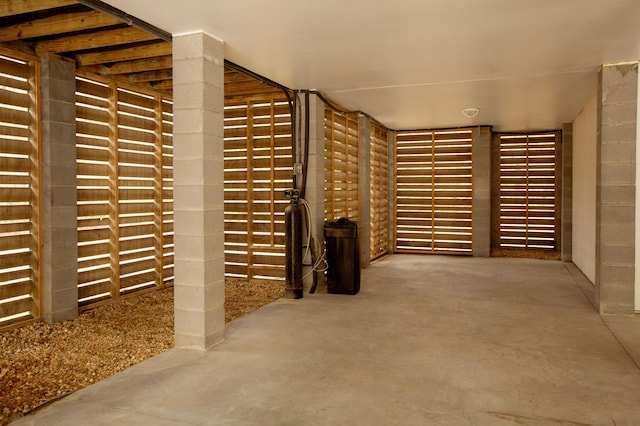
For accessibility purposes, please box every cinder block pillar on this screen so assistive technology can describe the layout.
[472,126,491,257]
[302,93,327,293]
[596,63,638,315]
[358,115,371,268]
[41,56,78,323]
[561,123,573,262]
[173,32,225,350]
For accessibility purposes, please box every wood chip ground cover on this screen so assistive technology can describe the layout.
[0,279,284,425]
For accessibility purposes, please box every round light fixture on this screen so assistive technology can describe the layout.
[462,108,480,118]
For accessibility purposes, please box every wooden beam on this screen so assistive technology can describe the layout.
[35,26,158,54]
[0,11,122,42]
[76,41,172,66]
[0,0,76,16]
[151,80,172,90]
[102,54,171,75]
[129,68,172,83]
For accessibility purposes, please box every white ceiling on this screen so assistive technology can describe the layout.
[105,0,640,132]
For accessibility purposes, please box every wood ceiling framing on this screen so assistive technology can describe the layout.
[0,0,291,100]
[0,0,174,95]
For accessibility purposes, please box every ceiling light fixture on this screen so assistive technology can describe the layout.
[462,108,480,118]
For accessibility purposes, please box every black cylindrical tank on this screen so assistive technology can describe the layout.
[284,198,304,299]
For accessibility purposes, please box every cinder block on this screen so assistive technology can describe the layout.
[599,263,635,283]
[173,183,220,210]
[600,103,638,126]
[47,205,78,227]
[601,63,638,88]
[174,279,224,312]
[599,163,635,185]
[173,106,206,134]
[599,283,635,310]
[174,308,206,335]
[172,158,223,185]
[174,257,224,287]
[599,244,634,265]
[599,186,635,207]
[44,120,76,145]
[599,123,637,144]
[44,306,78,324]
[42,100,75,123]
[174,208,223,236]
[602,82,640,105]
[43,227,78,250]
[174,233,224,260]
[174,307,224,341]
[173,32,224,62]
[173,132,207,159]
[599,141,635,164]
[51,247,79,269]
[598,224,635,246]
[173,80,224,115]
[49,286,79,311]
[44,165,77,187]
[50,186,77,208]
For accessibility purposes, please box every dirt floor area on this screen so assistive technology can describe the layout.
[0,279,284,426]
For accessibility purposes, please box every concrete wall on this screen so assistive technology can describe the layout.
[572,96,597,283]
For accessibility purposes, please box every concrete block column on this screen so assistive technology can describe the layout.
[596,63,638,315]
[358,115,371,268]
[302,93,327,293]
[40,55,78,323]
[561,123,573,262]
[172,32,225,350]
[472,126,491,257]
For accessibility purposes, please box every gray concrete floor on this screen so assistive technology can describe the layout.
[13,255,640,425]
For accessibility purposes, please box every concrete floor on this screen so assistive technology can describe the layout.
[14,255,640,425]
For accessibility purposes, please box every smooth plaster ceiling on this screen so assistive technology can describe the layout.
[104,0,640,132]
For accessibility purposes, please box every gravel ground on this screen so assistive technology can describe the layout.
[0,279,284,425]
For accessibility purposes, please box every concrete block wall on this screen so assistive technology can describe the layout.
[472,126,492,257]
[172,32,226,350]
[596,63,638,315]
[358,115,371,268]
[561,123,573,262]
[40,55,78,323]
[302,93,327,293]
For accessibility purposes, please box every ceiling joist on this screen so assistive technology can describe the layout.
[0,10,122,42]
[75,40,171,66]
[0,1,291,101]
[129,68,172,83]
[0,0,77,16]
[35,25,158,54]
[100,54,171,75]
